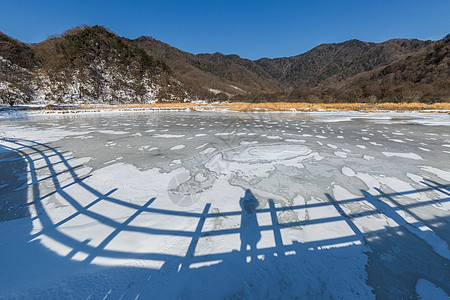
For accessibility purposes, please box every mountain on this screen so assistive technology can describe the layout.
[135,37,282,100]
[0,32,37,105]
[136,36,436,99]
[336,39,450,102]
[232,39,450,103]
[0,32,38,69]
[0,26,448,105]
[255,38,432,89]
[0,26,188,105]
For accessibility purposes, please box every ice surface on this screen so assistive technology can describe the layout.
[170,144,186,150]
[0,111,449,299]
[382,152,423,160]
[416,279,449,299]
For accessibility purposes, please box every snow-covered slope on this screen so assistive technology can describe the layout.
[0,26,189,105]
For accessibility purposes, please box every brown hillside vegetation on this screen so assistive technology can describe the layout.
[0,33,35,105]
[232,39,450,103]
[0,32,38,69]
[255,39,432,89]
[0,26,449,105]
[34,26,169,75]
[135,37,281,100]
[137,35,444,102]
[339,40,450,102]
[1,26,188,105]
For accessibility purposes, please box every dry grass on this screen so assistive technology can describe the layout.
[34,102,450,113]
[223,102,450,112]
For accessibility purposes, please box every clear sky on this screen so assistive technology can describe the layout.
[1,0,449,60]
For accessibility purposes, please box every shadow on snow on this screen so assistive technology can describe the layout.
[0,138,449,299]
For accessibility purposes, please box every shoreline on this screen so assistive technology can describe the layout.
[1,102,450,115]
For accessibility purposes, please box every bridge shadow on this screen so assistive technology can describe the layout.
[0,138,449,298]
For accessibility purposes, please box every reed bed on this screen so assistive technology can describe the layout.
[72,102,450,112]
[21,102,449,114]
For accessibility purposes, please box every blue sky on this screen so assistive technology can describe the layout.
[0,0,448,59]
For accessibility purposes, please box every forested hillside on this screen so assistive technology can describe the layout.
[0,26,448,105]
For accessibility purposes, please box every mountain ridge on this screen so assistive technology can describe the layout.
[0,26,448,105]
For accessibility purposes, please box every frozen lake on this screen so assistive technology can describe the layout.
[1,111,449,298]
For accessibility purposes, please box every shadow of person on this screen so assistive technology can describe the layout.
[239,189,261,263]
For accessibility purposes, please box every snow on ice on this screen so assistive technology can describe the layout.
[0,110,449,299]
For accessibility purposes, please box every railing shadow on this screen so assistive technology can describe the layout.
[0,137,449,298]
